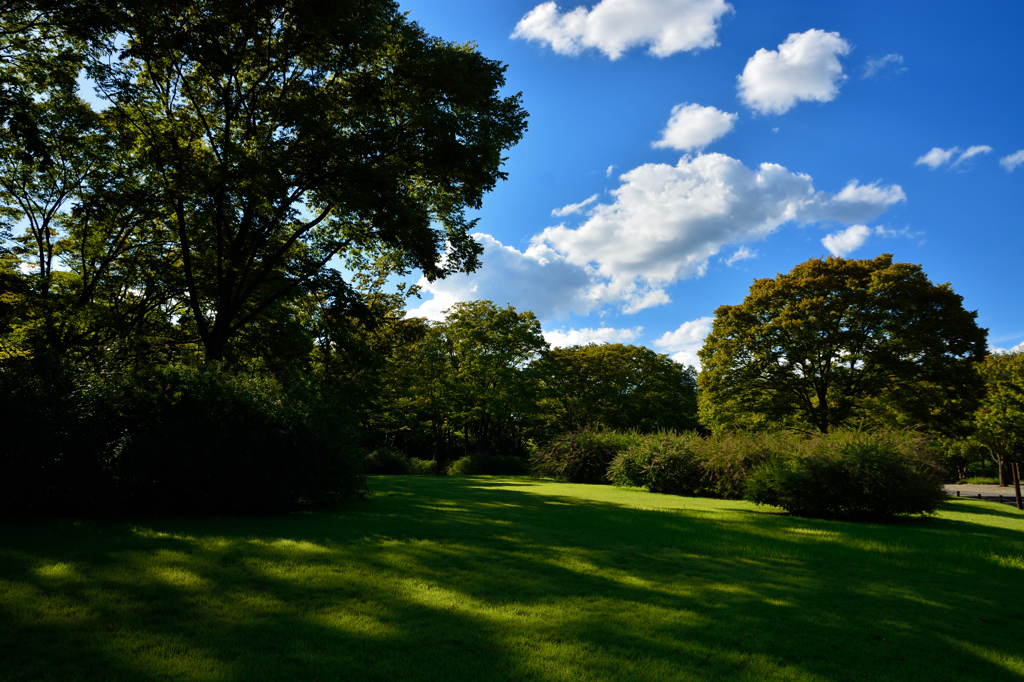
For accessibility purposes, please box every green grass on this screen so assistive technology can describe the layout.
[961,476,1000,485]
[2,477,1022,681]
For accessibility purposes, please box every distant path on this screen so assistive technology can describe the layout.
[944,483,1022,507]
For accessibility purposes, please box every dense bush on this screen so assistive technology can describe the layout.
[699,432,793,499]
[364,449,441,475]
[0,358,366,515]
[447,454,528,476]
[608,431,704,494]
[744,430,946,519]
[532,427,642,483]
[365,447,412,475]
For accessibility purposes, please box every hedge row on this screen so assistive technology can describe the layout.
[0,358,366,515]
[534,427,946,519]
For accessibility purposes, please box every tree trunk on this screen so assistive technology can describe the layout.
[1013,462,1022,511]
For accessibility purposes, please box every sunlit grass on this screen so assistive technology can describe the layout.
[1,477,1022,681]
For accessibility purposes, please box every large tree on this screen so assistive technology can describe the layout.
[698,255,987,435]
[3,0,528,363]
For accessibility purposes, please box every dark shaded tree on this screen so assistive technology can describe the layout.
[537,343,699,435]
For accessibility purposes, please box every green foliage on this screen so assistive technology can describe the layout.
[699,255,987,436]
[378,300,548,463]
[607,431,704,495]
[744,430,947,519]
[446,454,528,476]
[972,351,1024,483]
[699,432,793,499]
[536,343,698,436]
[532,426,642,483]
[407,457,440,476]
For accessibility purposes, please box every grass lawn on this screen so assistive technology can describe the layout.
[1,476,1022,681]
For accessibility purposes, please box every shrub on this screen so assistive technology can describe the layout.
[365,447,412,475]
[744,430,947,519]
[608,431,704,494]
[532,426,642,483]
[447,454,529,476]
[407,457,440,475]
[699,432,796,499]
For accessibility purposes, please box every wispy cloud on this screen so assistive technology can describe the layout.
[950,145,992,168]
[863,53,906,78]
[916,145,992,170]
[725,246,756,265]
[999,149,1024,172]
[552,194,600,217]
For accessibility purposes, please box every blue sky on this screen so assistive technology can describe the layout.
[397,0,1024,365]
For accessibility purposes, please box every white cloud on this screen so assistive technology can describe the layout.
[863,53,906,78]
[1000,149,1024,172]
[653,103,737,151]
[544,326,643,347]
[917,145,993,170]
[606,165,616,177]
[725,245,756,265]
[653,316,713,368]
[991,341,1024,355]
[821,224,871,257]
[406,233,596,321]
[950,145,992,168]
[512,0,734,60]
[552,193,600,216]
[916,146,959,169]
[534,153,904,312]
[737,29,851,115]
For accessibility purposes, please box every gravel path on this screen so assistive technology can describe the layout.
[944,483,1022,507]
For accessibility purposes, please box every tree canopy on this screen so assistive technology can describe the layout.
[537,343,699,435]
[697,255,988,435]
[1,0,528,363]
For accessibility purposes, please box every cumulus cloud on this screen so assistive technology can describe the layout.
[1000,150,1024,172]
[653,103,737,151]
[725,245,756,265]
[606,165,616,177]
[863,53,906,78]
[511,0,734,60]
[737,29,851,115]
[653,316,713,368]
[534,153,905,312]
[821,224,871,257]
[552,193,600,216]
[991,340,1024,355]
[544,326,643,347]
[406,233,596,321]
[917,145,992,170]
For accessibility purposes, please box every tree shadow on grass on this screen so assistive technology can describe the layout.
[1,476,1022,681]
